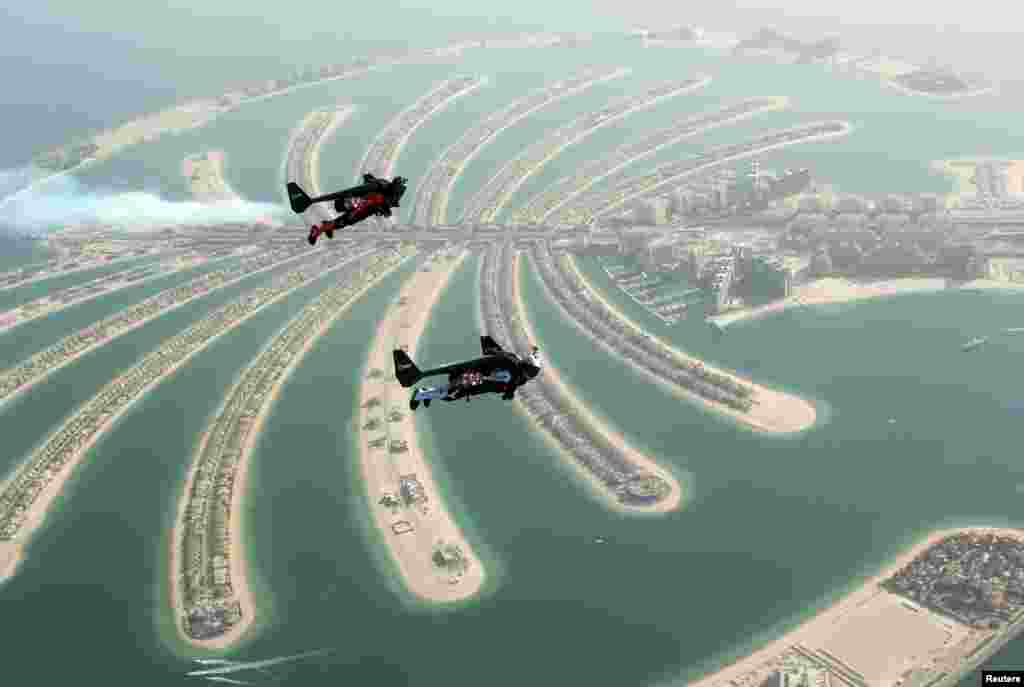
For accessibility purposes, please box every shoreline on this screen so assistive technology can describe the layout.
[0,247,373,588]
[711,276,1024,330]
[6,34,581,209]
[514,95,790,225]
[566,255,817,434]
[357,250,488,602]
[0,246,318,409]
[170,248,411,651]
[357,78,488,182]
[883,77,997,101]
[933,156,1024,200]
[416,66,630,226]
[307,108,356,198]
[684,526,1024,687]
[282,106,357,225]
[511,251,683,514]
[182,151,242,204]
[463,75,713,225]
[583,120,853,221]
[0,248,172,293]
[2,47,455,208]
[0,251,217,336]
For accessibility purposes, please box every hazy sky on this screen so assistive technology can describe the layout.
[16,1,1024,38]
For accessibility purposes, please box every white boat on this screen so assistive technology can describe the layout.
[962,336,988,352]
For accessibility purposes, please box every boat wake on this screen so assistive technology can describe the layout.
[186,648,333,678]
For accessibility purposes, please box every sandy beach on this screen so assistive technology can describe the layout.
[464,75,713,225]
[182,151,242,203]
[934,156,1024,201]
[0,250,167,292]
[565,256,816,434]
[0,248,373,588]
[1005,161,1024,196]
[171,248,411,650]
[357,78,487,181]
[308,108,355,197]
[712,276,1024,330]
[0,541,20,582]
[0,331,251,589]
[686,527,1024,687]
[516,95,790,225]
[512,252,683,514]
[581,121,852,222]
[0,252,215,335]
[357,250,487,602]
[417,67,630,226]
[282,106,356,226]
[0,246,318,408]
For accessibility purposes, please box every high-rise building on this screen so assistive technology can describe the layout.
[748,159,763,199]
[701,254,736,314]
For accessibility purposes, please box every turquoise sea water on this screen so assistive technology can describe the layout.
[70,38,1024,219]
[3,36,1024,684]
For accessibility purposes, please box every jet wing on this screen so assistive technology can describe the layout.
[304,182,380,208]
[418,360,477,379]
[480,335,504,356]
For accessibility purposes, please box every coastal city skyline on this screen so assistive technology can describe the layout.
[3,6,1024,687]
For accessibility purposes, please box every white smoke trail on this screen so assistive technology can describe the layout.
[0,169,289,233]
[0,167,35,200]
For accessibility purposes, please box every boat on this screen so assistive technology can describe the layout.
[194,659,237,666]
[962,336,988,352]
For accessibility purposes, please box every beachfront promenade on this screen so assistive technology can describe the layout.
[460,75,712,225]
[481,241,680,512]
[544,246,817,433]
[358,249,487,602]
[174,245,412,648]
[283,106,358,223]
[410,66,630,226]
[357,76,487,182]
[554,120,853,224]
[0,243,322,409]
[0,247,243,334]
[508,96,788,225]
[0,243,377,585]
